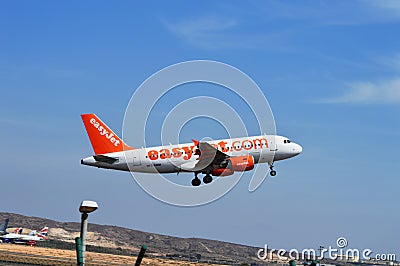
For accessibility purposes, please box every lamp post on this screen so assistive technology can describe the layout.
[79,200,98,265]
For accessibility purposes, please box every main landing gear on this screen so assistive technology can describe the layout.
[192,173,201,186]
[203,174,213,184]
[191,172,213,186]
[269,164,277,177]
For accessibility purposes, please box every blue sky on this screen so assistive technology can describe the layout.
[1,0,399,258]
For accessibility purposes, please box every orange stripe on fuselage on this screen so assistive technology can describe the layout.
[146,138,268,161]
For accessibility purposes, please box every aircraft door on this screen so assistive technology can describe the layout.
[269,137,278,152]
[132,150,141,166]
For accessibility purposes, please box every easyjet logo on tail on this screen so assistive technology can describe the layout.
[90,118,120,147]
[81,113,133,155]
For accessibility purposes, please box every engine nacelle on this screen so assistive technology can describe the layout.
[229,155,254,171]
[212,168,234,176]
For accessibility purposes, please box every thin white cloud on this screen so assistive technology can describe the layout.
[321,78,400,104]
[376,53,400,71]
[364,0,400,13]
[0,63,84,78]
[0,115,54,131]
[163,15,296,51]
[163,2,400,51]
[316,0,400,25]
[169,16,237,36]
[164,16,238,49]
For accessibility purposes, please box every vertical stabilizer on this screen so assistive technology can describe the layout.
[81,114,134,155]
[0,219,8,235]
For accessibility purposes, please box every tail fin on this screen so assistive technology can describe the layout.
[38,226,48,237]
[38,226,48,240]
[0,219,8,234]
[81,114,134,155]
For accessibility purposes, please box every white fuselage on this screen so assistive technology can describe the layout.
[81,135,302,173]
[0,233,44,241]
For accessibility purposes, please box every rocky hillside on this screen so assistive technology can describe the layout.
[0,212,264,265]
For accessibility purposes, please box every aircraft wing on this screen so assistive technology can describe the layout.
[180,140,229,172]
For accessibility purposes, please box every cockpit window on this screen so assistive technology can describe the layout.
[283,139,291,144]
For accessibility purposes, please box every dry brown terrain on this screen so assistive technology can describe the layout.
[0,212,261,265]
[0,244,225,266]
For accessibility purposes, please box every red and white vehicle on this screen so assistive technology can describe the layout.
[81,114,302,186]
[0,226,48,244]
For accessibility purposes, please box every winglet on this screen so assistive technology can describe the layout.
[192,139,199,147]
[81,114,134,155]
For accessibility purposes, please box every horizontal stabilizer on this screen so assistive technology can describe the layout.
[93,155,118,164]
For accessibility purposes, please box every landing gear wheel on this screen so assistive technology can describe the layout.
[270,170,277,176]
[192,178,201,186]
[203,175,213,184]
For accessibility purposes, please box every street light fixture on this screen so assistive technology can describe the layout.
[79,200,98,265]
[79,200,98,213]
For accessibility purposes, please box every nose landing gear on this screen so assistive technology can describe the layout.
[269,163,277,177]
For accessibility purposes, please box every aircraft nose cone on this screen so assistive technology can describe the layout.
[290,143,302,156]
[295,143,303,154]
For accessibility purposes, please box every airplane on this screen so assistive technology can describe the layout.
[81,114,302,186]
[0,219,9,235]
[0,226,48,244]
